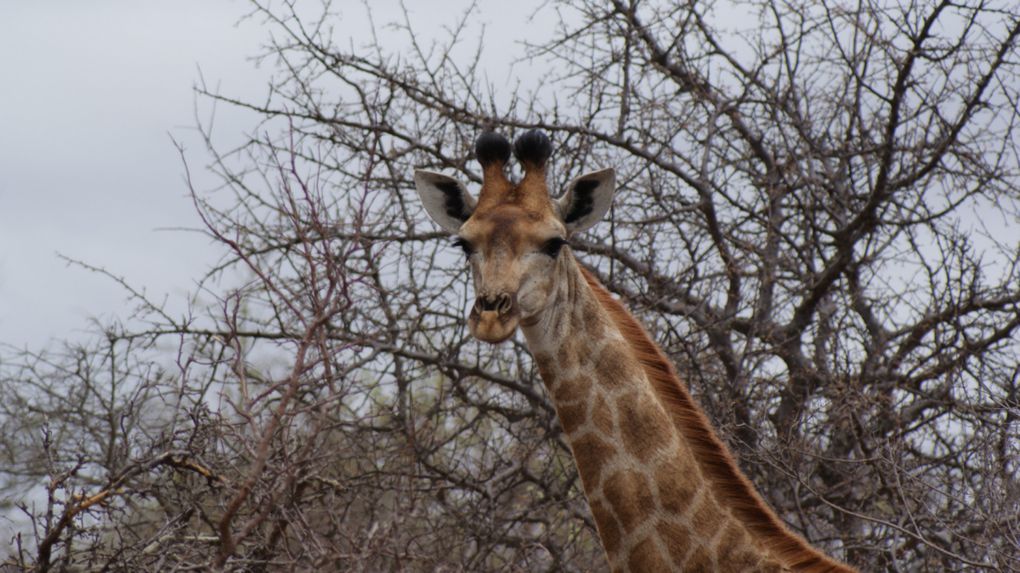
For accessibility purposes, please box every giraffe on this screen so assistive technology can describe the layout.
[414,130,855,572]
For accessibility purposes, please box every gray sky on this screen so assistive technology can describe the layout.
[0,0,547,350]
[0,1,271,349]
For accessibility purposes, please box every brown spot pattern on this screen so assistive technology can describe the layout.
[657,518,693,563]
[589,499,623,555]
[535,363,557,387]
[715,523,764,570]
[585,312,608,341]
[570,433,616,488]
[590,392,615,435]
[654,457,699,516]
[627,536,671,572]
[593,345,633,392]
[552,374,592,403]
[684,545,715,572]
[603,469,657,532]
[579,269,855,572]
[556,400,588,435]
[718,521,748,551]
[617,392,671,462]
[556,335,584,373]
[690,493,724,533]
[724,548,765,572]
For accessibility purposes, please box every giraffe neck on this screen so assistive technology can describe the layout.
[521,254,852,573]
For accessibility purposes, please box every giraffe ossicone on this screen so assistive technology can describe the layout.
[414,130,855,572]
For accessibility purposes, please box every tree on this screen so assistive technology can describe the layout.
[2,0,1019,570]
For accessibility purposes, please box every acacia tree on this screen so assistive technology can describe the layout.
[2,0,1019,571]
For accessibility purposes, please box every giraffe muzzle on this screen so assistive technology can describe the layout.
[474,293,514,315]
[468,293,520,343]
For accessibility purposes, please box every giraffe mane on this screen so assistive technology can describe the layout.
[580,267,854,573]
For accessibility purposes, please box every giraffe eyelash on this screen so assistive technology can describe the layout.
[452,237,475,257]
[540,237,568,258]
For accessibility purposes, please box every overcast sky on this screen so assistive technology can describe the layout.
[0,2,264,349]
[0,0,545,350]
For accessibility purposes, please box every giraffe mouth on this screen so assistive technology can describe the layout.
[468,309,520,344]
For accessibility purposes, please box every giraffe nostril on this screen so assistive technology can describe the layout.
[475,294,515,315]
[476,295,499,312]
[497,293,513,315]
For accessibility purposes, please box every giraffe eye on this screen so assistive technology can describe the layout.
[452,237,475,257]
[540,237,567,258]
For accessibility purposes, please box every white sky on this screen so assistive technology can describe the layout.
[0,1,267,349]
[0,0,547,350]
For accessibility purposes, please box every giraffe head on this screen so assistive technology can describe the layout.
[414,130,615,343]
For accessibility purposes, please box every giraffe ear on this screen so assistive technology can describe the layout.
[558,168,615,233]
[414,170,477,234]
